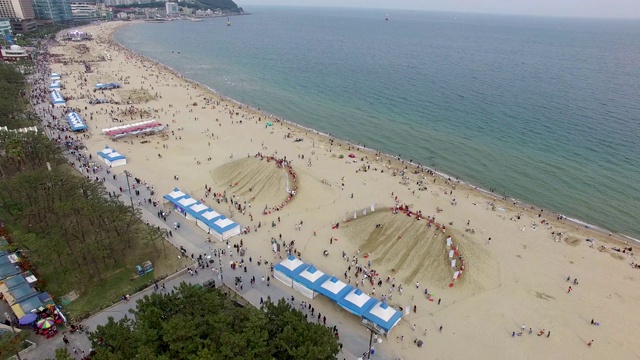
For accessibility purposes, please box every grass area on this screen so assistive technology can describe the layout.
[44,239,192,320]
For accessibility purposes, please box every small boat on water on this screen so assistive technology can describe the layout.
[385,14,389,21]
[227,18,231,26]
[190,18,202,22]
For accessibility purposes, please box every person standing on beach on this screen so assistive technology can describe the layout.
[568,286,572,293]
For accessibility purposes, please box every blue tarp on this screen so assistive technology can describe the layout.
[337,288,377,316]
[65,112,87,132]
[3,275,28,290]
[0,263,20,280]
[315,276,353,302]
[49,90,65,105]
[50,73,61,80]
[17,295,43,313]
[362,300,403,334]
[49,80,61,89]
[9,283,38,304]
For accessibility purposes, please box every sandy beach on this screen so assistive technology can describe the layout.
[42,21,640,359]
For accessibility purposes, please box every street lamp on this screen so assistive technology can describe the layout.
[123,170,135,210]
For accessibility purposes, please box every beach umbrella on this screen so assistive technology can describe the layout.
[18,313,38,325]
[339,154,344,158]
[36,317,55,329]
[348,153,356,158]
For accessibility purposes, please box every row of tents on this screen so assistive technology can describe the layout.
[102,120,165,139]
[163,188,240,241]
[274,255,402,335]
[0,250,58,322]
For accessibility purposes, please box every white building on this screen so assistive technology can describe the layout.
[70,1,99,22]
[0,44,31,62]
[165,1,178,16]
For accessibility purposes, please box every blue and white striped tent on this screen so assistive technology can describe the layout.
[292,265,330,299]
[337,288,377,316]
[49,90,65,107]
[97,146,126,167]
[316,276,353,302]
[273,255,307,287]
[65,112,87,131]
[362,300,403,335]
[50,73,61,80]
[49,80,61,89]
[202,216,240,241]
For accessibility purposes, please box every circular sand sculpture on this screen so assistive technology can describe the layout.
[342,210,496,291]
[211,156,297,213]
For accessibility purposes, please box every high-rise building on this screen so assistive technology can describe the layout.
[165,1,178,16]
[0,0,35,20]
[32,0,73,23]
[0,17,12,35]
[70,0,99,22]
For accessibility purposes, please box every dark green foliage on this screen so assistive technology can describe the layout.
[88,284,340,360]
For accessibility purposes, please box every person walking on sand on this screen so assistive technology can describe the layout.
[568,286,572,293]
[587,340,593,347]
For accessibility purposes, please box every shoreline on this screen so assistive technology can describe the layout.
[110,21,639,246]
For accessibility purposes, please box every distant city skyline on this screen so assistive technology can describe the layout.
[239,0,640,19]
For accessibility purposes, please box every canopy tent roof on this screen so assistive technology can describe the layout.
[362,301,403,334]
[200,210,222,222]
[50,73,61,80]
[65,112,87,132]
[102,120,165,139]
[211,217,238,232]
[49,90,65,105]
[163,188,186,202]
[2,274,28,290]
[293,265,330,292]
[274,255,307,278]
[189,203,209,215]
[97,146,126,162]
[4,283,38,305]
[49,80,61,89]
[177,196,197,209]
[0,263,21,280]
[316,276,353,302]
[17,294,44,314]
[337,288,377,316]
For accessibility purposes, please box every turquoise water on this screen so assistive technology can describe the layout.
[115,7,640,238]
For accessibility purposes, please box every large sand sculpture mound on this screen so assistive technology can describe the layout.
[343,210,498,292]
[211,157,293,210]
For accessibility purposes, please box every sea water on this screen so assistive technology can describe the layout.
[114,7,640,238]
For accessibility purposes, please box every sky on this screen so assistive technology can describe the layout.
[239,0,640,19]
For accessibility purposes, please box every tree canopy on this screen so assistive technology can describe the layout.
[86,284,340,360]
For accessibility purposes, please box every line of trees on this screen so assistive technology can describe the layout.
[84,284,340,360]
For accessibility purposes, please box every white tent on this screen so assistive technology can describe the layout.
[177,197,198,220]
[97,146,127,167]
[273,255,306,287]
[197,210,222,233]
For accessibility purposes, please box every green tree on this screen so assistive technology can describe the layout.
[88,284,340,360]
